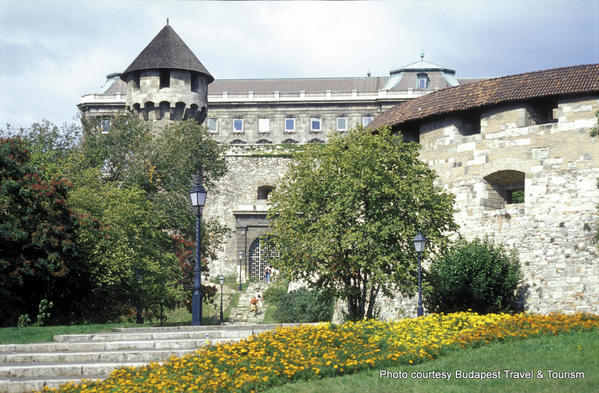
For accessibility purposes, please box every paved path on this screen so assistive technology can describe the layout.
[228,282,270,324]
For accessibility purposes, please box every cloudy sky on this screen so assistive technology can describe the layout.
[1,0,597,128]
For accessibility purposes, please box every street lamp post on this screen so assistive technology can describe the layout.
[189,175,207,326]
[238,251,243,291]
[135,269,144,324]
[413,232,427,317]
[219,275,225,323]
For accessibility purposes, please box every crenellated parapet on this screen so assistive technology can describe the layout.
[125,69,208,122]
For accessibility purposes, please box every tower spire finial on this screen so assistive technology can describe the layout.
[166,18,169,26]
[420,49,424,60]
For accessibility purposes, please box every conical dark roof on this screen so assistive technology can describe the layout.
[121,25,213,83]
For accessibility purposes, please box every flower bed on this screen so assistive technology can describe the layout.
[42,312,599,393]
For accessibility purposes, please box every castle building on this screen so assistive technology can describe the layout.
[79,24,599,316]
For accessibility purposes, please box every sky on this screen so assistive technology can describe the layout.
[1,0,598,128]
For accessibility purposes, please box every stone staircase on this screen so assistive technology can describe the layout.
[0,324,285,393]
[228,282,270,324]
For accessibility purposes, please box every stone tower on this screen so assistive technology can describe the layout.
[120,23,214,123]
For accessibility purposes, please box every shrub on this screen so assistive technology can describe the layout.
[265,281,334,323]
[425,237,521,314]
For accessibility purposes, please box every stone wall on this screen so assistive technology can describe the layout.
[416,95,599,314]
[202,145,292,277]
[207,95,599,318]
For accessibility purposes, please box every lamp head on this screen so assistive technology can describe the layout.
[413,232,427,253]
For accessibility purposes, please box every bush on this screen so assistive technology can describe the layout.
[265,282,334,323]
[425,237,521,314]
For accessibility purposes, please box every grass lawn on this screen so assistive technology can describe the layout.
[0,302,217,344]
[264,330,599,393]
[262,304,279,324]
[0,323,141,345]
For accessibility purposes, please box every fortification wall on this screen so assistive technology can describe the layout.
[208,96,599,317]
[416,96,599,314]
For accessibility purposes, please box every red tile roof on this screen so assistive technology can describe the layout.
[368,64,599,130]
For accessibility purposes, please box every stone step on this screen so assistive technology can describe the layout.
[0,338,231,354]
[0,348,196,363]
[112,323,286,332]
[0,362,148,379]
[52,329,265,342]
[0,376,105,393]
[0,323,303,392]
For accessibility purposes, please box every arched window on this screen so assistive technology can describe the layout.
[417,73,429,89]
[282,138,298,144]
[308,138,325,144]
[230,139,246,145]
[257,185,274,200]
[256,139,272,144]
[483,170,525,209]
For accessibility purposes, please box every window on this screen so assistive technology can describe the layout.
[233,118,244,132]
[132,72,140,89]
[458,112,481,135]
[362,116,373,127]
[191,73,201,93]
[256,139,272,144]
[336,117,348,131]
[285,117,295,132]
[100,119,111,134]
[259,118,270,133]
[282,138,298,144]
[257,186,274,200]
[160,69,170,89]
[207,118,218,133]
[417,73,428,89]
[401,122,420,143]
[483,170,525,209]
[230,139,246,144]
[311,118,321,132]
[530,99,558,124]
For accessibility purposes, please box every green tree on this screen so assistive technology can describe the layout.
[71,117,229,320]
[425,237,522,314]
[80,116,228,241]
[1,117,229,324]
[0,137,82,326]
[267,127,457,320]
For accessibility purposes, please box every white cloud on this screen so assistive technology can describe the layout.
[0,0,597,128]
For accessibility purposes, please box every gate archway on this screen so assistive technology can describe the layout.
[248,237,277,281]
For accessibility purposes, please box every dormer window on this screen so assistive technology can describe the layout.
[417,73,429,89]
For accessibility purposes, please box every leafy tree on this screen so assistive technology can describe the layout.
[0,117,229,325]
[425,237,522,314]
[73,116,227,318]
[80,116,228,241]
[266,127,457,320]
[0,137,82,326]
[2,121,81,178]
